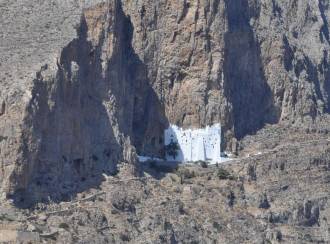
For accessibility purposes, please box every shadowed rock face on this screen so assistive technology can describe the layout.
[223,0,277,139]
[13,4,127,204]
[0,0,329,203]
[0,1,167,205]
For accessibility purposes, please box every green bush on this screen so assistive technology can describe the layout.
[58,222,70,230]
[198,161,208,168]
[177,168,196,179]
[217,168,235,180]
[165,142,179,159]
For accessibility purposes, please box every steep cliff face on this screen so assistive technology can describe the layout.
[0,1,166,203]
[123,0,330,139]
[13,2,141,203]
[0,0,329,202]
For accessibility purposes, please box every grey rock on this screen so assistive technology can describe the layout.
[0,0,329,229]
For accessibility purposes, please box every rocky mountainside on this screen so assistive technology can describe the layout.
[0,0,329,241]
[0,127,329,243]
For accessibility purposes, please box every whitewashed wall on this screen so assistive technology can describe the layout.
[164,124,221,162]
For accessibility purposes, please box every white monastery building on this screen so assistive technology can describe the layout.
[164,124,221,163]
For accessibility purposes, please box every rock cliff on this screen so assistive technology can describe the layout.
[0,0,329,204]
[123,0,330,139]
[0,0,164,203]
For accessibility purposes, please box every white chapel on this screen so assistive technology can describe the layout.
[164,124,221,163]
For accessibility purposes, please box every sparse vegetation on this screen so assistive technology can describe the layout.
[165,141,179,159]
[213,221,222,232]
[227,191,235,207]
[120,233,130,242]
[198,160,208,168]
[217,168,235,180]
[177,168,196,181]
[0,213,15,222]
[110,168,119,176]
[177,200,186,215]
[58,222,70,230]
[149,161,178,173]
[247,165,257,181]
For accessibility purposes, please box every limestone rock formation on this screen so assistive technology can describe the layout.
[0,0,329,205]
[123,0,330,140]
[0,0,166,204]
